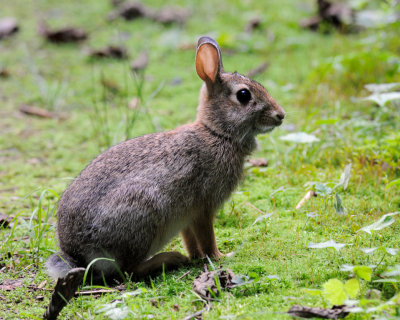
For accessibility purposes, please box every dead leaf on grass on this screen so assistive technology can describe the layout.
[0,279,23,291]
[108,2,149,21]
[89,45,128,59]
[131,51,149,72]
[193,266,236,301]
[153,7,190,25]
[248,158,268,167]
[0,213,12,228]
[38,21,87,43]
[19,105,56,119]
[0,18,19,39]
[245,17,262,33]
[288,304,349,319]
[300,0,354,32]
[0,67,10,78]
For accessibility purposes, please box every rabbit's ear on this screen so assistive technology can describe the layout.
[195,37,224,83]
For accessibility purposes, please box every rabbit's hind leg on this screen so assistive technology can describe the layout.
[181,227,204,259]
[131,252,189,278]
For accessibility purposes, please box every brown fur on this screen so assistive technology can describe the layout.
[46,37,285,280]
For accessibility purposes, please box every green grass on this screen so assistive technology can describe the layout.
[1,0,400,319]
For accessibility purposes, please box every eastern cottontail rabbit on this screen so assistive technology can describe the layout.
[46,36,285,281]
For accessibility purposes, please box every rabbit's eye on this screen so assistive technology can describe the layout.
[236,89,251,104]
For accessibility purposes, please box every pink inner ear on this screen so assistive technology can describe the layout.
[196,44,219,82]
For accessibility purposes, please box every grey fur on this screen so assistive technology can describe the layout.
[46,36,285,280]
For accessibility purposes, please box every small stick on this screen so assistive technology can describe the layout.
[177,271,191,281]
[295,190,316,210]
[246,202,266,215]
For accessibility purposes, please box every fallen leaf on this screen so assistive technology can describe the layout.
[248,158,268,167]
[246,62,269,78]
[38,21,87,43]
[153,7,190,25]
[0,18,19,39]
[244,17,262,33]
[288,304,349,319]
[0,67,10,78]
[0,213,12,228]
[172,304,179,311]
[193,268,236,301]
[308,239,348,252]
[19,105,55,119]
[0,279,23,291]
[89,45,128,59]
[364,82,400,94]
[131,51,149,72]
[280,132,319,143]
[300,0,353,32]
[359,212,400,235]
[108,2,149,21]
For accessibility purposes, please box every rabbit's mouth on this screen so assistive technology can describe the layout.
[256,116,283,133]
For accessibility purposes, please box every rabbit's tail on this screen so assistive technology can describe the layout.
[45,251,79,280]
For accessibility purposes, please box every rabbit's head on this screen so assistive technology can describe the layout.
[195,37,285,143]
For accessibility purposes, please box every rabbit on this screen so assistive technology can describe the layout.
[45,36,286,282]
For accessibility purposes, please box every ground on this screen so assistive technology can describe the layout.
[0,0,400,319]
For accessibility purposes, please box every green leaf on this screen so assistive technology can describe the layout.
[308,239,348,252]
[337,163,352,190]
[359,212,400,234]
[334,193,347,215]
[322,279,347,305]
[344,278,360,298]
[382,265,400,277]
[386,178,400,189]
[315,183,333,196]
[354,266,372,281]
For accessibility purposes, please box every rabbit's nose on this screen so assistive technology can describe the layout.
[272,110,286,122]
[275,112,285,121]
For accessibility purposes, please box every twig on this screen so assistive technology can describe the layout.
[246,202,266,215]
[295,190,316,210]
[183,305,211,320]
[177,271,191,281]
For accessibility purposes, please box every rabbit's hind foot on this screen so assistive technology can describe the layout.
[132,251,189,278]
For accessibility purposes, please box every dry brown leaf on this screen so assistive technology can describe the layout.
[38,21,87,43]
[0,18,19,39]
[89,45,128,59]
[248,158,268,167]
[0,68,10,78]
[193,267,236,301]
[0,213,12,228]
[245,17,262,33]
[288,304,349,319]
[108,2,149,21]
[131,51,149,72]
[153,7,190,25]
[19,105,55,119]
[0,279,23,291]
[300,0,353,31]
